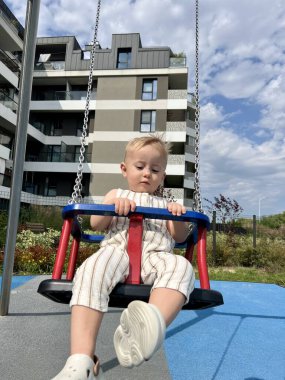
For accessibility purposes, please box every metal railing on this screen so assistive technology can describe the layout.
[185,145,195,155]
[26,152,92,163]
[0,0,24,39]
[32,90,96,101]
[187,92,195,104]
[34,61,65,71]
[55,90,96,101]
[0,90,17,112]
[0,48,21,72]
[170,57,186,67]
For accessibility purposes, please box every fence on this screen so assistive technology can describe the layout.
[210,210,285,266]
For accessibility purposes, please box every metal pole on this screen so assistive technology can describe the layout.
[253,215,257,249]
[212,210,217,265]
[0,0,41,316]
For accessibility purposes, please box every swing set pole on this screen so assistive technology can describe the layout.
[0,0,41,316]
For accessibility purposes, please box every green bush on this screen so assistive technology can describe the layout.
[206,232,285,272]
[1,224,284,275]
[19,205,64,230]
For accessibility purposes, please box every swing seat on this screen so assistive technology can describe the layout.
[38,204,223,310]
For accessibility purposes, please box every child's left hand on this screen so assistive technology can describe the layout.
[167,202,186,216]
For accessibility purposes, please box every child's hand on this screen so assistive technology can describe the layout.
[167,202,186,216]
[114,198,136,216]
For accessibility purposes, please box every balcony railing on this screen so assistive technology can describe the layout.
[32,90,96,101]
[186,120,195,130]
[26,152,91,163]
[187,92,196,105]
[164,188,184,200]
[0,0,24,39]
[166,121,186,132]
[169,57,186,67]
[185,145,195,155]
[34,61,65,71]
[0,48,21,72]
[168,154,185,165]
[168,89,187,99]
[0,90,17,112]
[55,91,96,101]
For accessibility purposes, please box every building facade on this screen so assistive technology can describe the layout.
[0,2,196,208]
[0,0,23,202]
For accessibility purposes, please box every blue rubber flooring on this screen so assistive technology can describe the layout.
[1,277,284,379]
[0,275,35,289]
[164,280,285,380]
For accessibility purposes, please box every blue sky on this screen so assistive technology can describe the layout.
[6,0,285,216]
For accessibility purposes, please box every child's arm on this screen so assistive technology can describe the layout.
[90,189,136,231]
[166,202,191,243]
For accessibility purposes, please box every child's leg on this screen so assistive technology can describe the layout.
[71,305,104,357]
[113,254,194,368]
[52,246,129,379]
[143,252,195,325]
[148,287,185,326]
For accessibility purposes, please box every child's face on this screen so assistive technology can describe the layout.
[120,145,166,194]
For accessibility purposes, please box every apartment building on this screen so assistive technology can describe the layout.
[0,1,196,208]
[0,0,23,198]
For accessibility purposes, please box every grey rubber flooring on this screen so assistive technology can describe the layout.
[0,276,171,380]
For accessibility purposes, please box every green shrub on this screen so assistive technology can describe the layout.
[16,228,60,250]
[206,232,285,272]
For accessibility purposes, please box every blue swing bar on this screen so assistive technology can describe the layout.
[38,203,224,310]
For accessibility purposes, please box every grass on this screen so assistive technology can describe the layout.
[197,266,285,287]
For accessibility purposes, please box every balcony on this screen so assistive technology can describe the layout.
[0,89,17,112]
[169,57,186,67]
[166,121,186,132]
[187,120,195,130]
[26,152,91,163]
[168,154,185,165]
[184,173,195,189]
[185,145,195,155]
[187,92,195,104]
[168,90,187,99]
[34,61,65,71]
[32,90,96,101]
[55,90,96,101]
[0,48,21,72]
[164,187,184,201]
[0,1,24,40]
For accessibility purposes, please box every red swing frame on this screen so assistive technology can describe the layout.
[38,203,223,310]
[52,208,210,289]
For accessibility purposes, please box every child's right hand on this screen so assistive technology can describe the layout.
[114,198,136,216]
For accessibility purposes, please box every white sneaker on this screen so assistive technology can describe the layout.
[51,354,104,380]
[113,301,166,368]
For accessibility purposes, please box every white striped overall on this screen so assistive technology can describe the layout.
[70,189,195,312]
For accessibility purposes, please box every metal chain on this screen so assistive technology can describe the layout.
[69,0,102,204]
[193,0,203,213]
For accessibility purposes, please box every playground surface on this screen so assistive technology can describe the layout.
[0,275,284,380]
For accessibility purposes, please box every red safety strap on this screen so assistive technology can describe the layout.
[126,214,143,284]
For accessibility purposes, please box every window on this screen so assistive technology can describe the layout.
[140,111,156,132]
[75,146,81,162]
[47,145,61,162]
[117,48,132,69]
[142,79,157,100]
[44,177,57,196]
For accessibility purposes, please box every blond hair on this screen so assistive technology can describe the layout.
[124,135,171,164]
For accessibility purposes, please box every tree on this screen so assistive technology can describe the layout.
[204,194,243,223]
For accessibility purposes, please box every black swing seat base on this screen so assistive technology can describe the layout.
[38,279,224,310]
